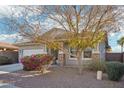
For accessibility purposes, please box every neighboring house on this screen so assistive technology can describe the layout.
[16,28,108,66]
[0,42,19,63]
[0,42,18,51]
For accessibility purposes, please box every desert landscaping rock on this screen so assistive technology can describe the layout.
[0,67,124,88]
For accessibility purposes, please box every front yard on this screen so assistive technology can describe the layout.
[0,67,124,88]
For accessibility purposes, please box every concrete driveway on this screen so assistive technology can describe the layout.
[0,63,23,88]
[0,63,23,74]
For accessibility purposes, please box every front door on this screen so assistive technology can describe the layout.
[50,49,58,64]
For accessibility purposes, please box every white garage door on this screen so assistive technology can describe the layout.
[23,49,47,57]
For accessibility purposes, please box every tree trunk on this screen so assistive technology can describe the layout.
[121,45,123,53]
[63,53,67,66]
[77,52,82,75]
[121,45,123,63]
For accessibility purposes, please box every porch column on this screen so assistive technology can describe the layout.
[99,42,105,62]
[58,42,67,66]
[58,53,66,66]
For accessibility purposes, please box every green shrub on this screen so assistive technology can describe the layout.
[84,62,107,72]
[0,56,12,65]
[106,62,124,81]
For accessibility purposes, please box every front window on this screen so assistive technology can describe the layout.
[70,48,76,58]
[69,48,92,59]
[83,50,92,58]
[83,47,92,58]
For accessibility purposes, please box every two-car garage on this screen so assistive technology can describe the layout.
[22,49,47,57]
[15,42,47,62]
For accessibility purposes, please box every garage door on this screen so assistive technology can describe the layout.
[23,49,47,56]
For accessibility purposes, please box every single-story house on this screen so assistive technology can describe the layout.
[15,28,108,66]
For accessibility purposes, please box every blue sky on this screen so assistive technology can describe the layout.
[0,6,123,53]
[108,32,124,52]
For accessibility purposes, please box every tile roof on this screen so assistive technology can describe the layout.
[0,42,18,50]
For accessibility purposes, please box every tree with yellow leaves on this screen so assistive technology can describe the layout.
[5,5,122,74]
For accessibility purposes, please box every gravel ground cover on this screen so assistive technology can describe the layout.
[0,67,124,88]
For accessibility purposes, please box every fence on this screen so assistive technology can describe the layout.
[105,52,124,62]
[0,51,18,64]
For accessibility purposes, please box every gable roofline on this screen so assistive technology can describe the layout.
[15,27,109,51]
[14,41,42,47]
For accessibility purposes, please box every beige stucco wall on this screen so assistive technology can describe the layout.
[58,52,100,66]
[92,53,100,62]
[58,42,102,66]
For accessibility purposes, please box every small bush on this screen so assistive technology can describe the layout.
[84,62,106,72]
[21,54,53,71]
[0,56,12,65]
[106,62,124,81]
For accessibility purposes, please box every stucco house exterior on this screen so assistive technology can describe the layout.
[15,28,107,66]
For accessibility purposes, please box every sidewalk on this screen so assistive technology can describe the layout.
[0,63,23,74]
[0,83,19,88]
[0,63,23,88]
